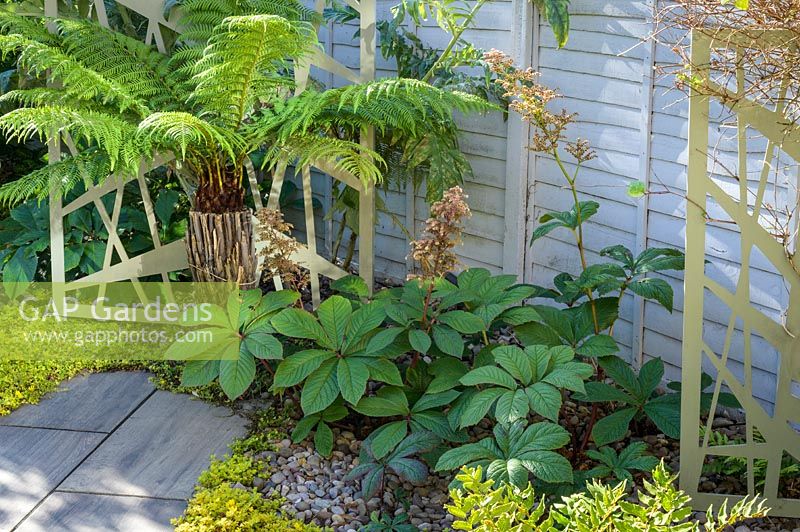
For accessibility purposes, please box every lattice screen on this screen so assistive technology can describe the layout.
[681,29,800,517]
[42,0,376,306]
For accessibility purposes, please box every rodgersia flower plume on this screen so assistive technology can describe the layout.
[409,186,471,279]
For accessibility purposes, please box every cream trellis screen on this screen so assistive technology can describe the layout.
[43,0,376,306]
[680,29,800,517]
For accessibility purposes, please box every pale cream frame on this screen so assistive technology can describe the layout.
[681,28,800,517]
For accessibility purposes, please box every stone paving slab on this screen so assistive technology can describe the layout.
[15,492,186,532]
[58,390,248,499]
[0,372,154,433]
[0,427,104,531]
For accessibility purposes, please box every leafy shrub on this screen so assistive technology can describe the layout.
[197,454,261,489]
[484,50,687,454]
[0,186,187,293]
[576,357,680,445]
[271,294,406,414]
[446,462,769,531]
[436,421,573,489]
[585,442,658,483]
[172,484,319,532]
[176,289,299,400]
[458,344,592,426]
[354,386,467,458]
[346,431,438,500]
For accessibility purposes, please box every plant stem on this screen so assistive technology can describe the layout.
[420,0,488,84]
[342,231,358,270]
[554,150,600,333]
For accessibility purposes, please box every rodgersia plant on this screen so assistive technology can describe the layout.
[484,49,686,453]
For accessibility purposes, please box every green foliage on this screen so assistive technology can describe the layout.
[346,431,438,500]
[271,295,405,414]
[458,344,592,426]
[379,269,538,362]
[532,0,570,47]
[667,371,740,414]
[703,429,800,490]
[585,442,658,483]
[354,386,467,457]
[290,401,348,457]
[172,484,319,532]
[446,466,553,530]
[576,357,681,445]
[435,421,574,489]
[197,454,261,489]
[447,462,769,531]
[0,185,187,291]
[175,289,299,400]
[362,511,417,532]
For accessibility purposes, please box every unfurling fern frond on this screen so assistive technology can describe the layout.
[56,19,181,108]
[190,15,314,128]
[0,34,148,115]
[0,149,112,206]
[264,134,386,186]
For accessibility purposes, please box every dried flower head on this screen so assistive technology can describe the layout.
[483,49,577,154]
[409,186,471,279]
[256,208,308,293]
[566,138,596,163]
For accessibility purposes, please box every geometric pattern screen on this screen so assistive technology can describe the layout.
[680,28,800,517]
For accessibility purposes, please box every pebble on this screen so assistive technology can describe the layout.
[247,426,455,531]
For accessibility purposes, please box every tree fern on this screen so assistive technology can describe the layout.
[0,106,140,172]
[0,4,492,212]
[189,15,313,128]
[137,111,242,163]
[0,148,111,205]
[264,134,386,186]
[0,32,148,115]
[56,19,181,108]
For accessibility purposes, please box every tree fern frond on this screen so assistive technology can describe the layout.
[190,15,314,128]
[0,106,139,173]
[56,18,180,109]
[266,134,386,186]
[1,87,93,109]
[0,149,112,206]
[0,34,148,115]
[0,11,57,44]
[137,111,244,162]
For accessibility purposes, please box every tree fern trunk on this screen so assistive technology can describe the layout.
[186,210,257,289]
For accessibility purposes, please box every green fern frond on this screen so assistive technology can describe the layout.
[265,134,386,186]
[0,149,112,206]
[0,33,148,115]
[0,11,57,44]
[0,106,139,172]
[0,88,94,109]
[137,111,243,162]
[56,19,180,109]
[190,14,314,128]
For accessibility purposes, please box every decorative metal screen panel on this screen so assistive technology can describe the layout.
[43,0,376,306]
[680,29,800,517]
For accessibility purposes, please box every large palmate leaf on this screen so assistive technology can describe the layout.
[436,421,573,488]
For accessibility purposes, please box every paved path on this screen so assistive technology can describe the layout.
[0,371,247,532]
